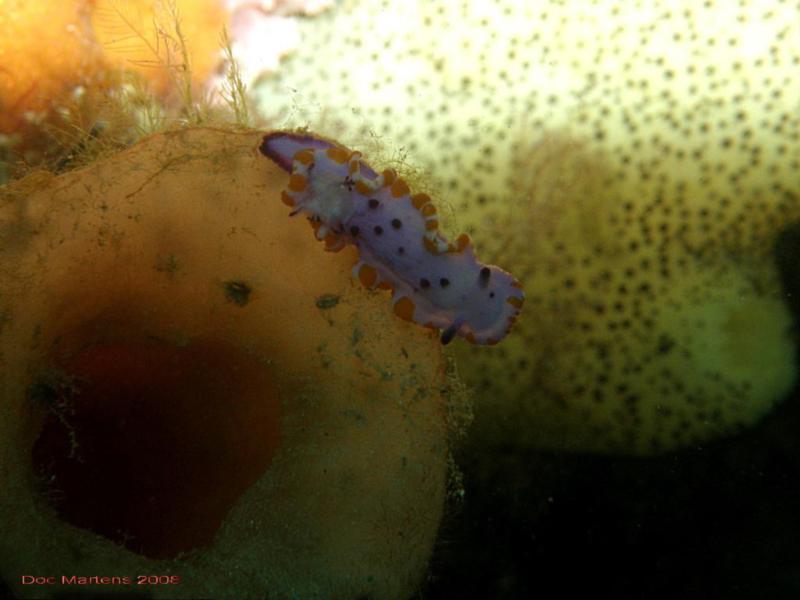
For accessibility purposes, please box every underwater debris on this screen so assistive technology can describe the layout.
[25,368,81,410]
[26,369,83,460]
[315,293,341,309]
[91,0,225,103]
[222,279,252,306]
[154,252,180,277]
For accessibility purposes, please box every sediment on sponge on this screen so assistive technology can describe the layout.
[0,127,463,599]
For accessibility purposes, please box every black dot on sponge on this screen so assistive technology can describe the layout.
[223,280,252,307]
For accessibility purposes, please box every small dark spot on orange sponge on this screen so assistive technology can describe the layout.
[223,280,252,306]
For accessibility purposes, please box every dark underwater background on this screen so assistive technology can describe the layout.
[419,224,800,600]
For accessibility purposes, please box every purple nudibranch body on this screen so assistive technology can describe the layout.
[260,131,524,345]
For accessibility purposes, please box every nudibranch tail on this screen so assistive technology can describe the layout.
[259,131,525,346]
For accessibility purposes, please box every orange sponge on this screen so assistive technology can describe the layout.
[0,128,455,598]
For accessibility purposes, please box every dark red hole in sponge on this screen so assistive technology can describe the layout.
[32,339,282,559]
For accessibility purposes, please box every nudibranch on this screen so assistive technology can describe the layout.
[259,131,524,345]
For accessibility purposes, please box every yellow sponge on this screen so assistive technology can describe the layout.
[253,0,800,453]
[455,134,798,453]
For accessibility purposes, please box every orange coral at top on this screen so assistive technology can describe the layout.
[0,0,102,133]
